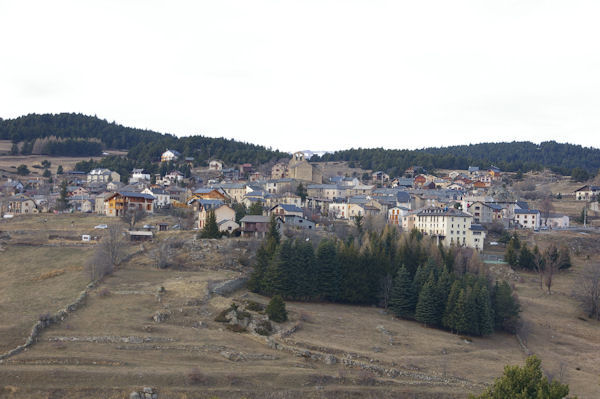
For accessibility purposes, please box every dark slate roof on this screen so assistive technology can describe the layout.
[240,215,271,223]
[470,224,486,231]
[416,207,472,218]
[118,191,155,200]
[273,204,303,212]
[515,201,530,210]
[514,209,540,215]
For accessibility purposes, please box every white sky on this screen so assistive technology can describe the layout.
[1,1,599,152]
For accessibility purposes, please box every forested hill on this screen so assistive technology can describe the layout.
[312,142,600,176]
[0,113,288,164]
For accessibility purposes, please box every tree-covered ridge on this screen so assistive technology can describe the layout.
[0,113,288,165]
[313,141,600,176]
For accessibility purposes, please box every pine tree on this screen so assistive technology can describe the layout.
[518,245,535,270]
[477,285,494,336]
[316,239,340,301]
[266,295,288,322]
[267,214,281,245]
[436,267,454,318]
[452,289,469,334]
[200,211,220,238]
[247,245,271,294]
[443,280,462,331]
[56,165,64,175]
[492,281,521,333]
[56,180,70,211]
[465,286,480,336]
[557,246,572,270]
[412,264,429,297]
[389,265,416,318]
[469,356,571,399]
[295,240,316,300]
[264,240,293,297]
[415,276,440,327]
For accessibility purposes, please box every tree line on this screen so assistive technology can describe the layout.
[1,113,287,166]
[248,222,520,336]
[313,141,600,177]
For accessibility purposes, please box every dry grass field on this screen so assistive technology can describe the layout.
[1,215,599,398]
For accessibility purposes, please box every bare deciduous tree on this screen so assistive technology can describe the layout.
[120,207,147,229]
[575,262,600,320]
[379,273,393,309]
[86,224,126,281]
[544,244,559,295]
[150,237,172,269]
[540,196,554,227]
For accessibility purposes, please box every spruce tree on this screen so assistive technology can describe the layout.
[492,281,521,332]
[443,280,462,332]
[295,240,316,300]
[264,240,293,297]
[412,264,429,298]
[389,265,416,318]
[247,245,271,294]
[415,276,440,327]
[266,295,288,322]
[316,239,340,301]
[477,285,494,336]
[452,289,469,334]
[200,211,220,238]
[465,286,480,336]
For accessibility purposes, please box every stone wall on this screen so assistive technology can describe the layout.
[0,281,97,362]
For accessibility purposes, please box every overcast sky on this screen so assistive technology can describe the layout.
[1,1,599,152]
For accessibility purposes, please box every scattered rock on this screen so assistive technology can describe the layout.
[153,310,170,323]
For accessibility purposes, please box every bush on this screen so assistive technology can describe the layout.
[255,319,273,336]
[266,295,288,322]
[226,324,248,333]
[245,300,265,312]
[214,308,231,323]
[186,368,207,385]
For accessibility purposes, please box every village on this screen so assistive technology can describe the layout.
[1,148,593,251]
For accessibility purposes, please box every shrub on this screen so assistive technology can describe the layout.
[246,300,265,312]
[226,324,247,333]
[266,295,288,323]
[186,368,207,385]
[214,308,231,323]
[255,319,273,336]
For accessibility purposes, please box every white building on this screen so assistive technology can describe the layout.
[87,168,120,184]
[415,207,486,250]
[514,209,541,230]
[130,169,151,183]
[161,149,181,163]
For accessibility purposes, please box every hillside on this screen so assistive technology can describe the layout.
[313,142,600,177]
[0,113,288,165]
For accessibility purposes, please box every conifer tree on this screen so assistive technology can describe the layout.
[295,240,316,300]
[465,286,480,336]
[443,280,462,331]
[389,265,416,318]
[518,245,535,270]
[415,276,440,327]
[477,285,494,336]
[266,295,288,322]
[492,281,521,332]
[264,240,293,297]
[452,289,469,334]
[200,211,220,238]
[247,245,271,294]
[412,264,429,297]
[316,239,340,301]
